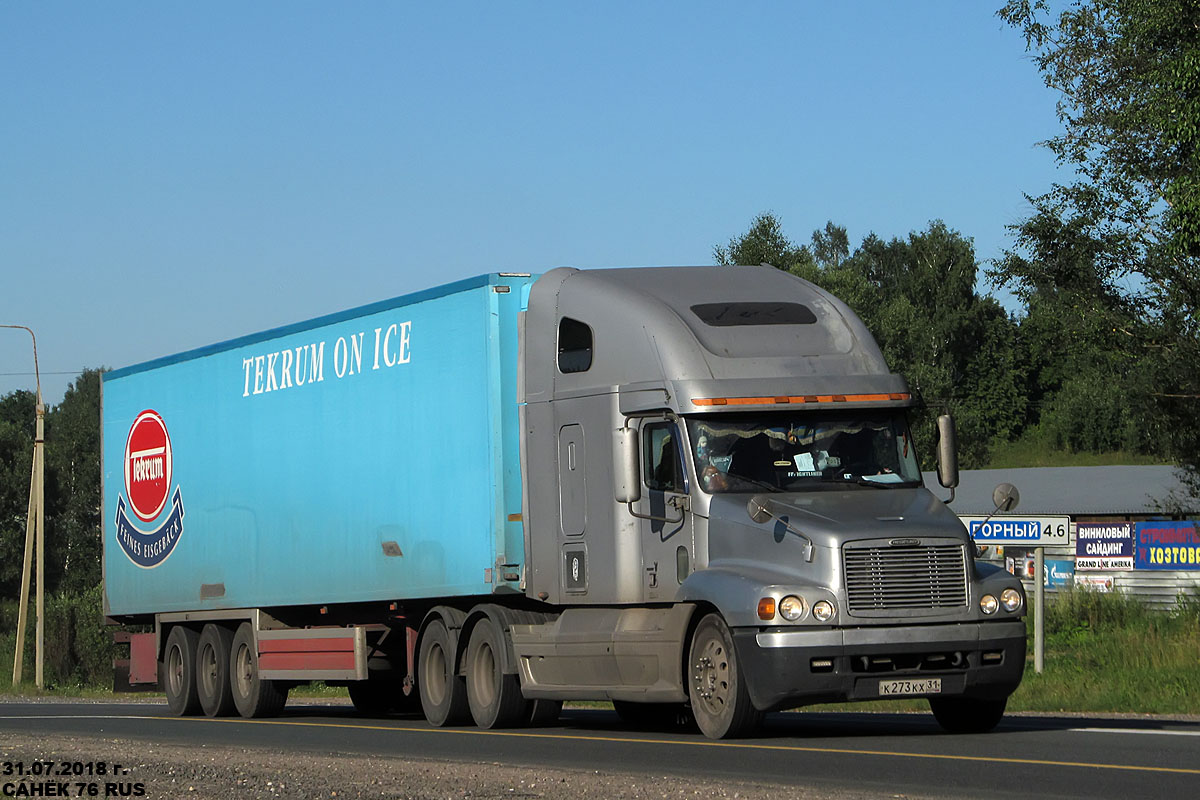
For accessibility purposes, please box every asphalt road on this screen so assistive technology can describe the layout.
[3,700,1198,799]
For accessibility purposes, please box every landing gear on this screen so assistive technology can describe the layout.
[688,613,761,739]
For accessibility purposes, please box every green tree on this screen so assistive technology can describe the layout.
[714,212,815,273]
[810,221,850,268]
[0,390,37,597]
[717,215,1023,467]
[998,0,1200,491]
[0,369,106,601]
[997,198,1160,454]
[46,369,105,594]
[844,222,1025,467]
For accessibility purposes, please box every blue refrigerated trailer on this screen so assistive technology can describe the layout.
[104,266,1027,737]
[104,273,529,615]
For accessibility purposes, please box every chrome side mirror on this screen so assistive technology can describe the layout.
[614,426,641,504]
[936,414,959,489]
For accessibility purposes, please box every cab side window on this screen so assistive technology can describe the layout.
[644,422,683,493]
[557,317,593,373]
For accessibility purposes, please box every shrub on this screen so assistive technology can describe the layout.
[2,584,117,689]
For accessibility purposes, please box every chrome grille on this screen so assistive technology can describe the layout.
[844,544,967,612]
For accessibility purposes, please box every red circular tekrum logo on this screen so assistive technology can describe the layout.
[124,410,173,522]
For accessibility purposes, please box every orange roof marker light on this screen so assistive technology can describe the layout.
[691,392,910,408]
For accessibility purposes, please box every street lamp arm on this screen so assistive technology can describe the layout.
[2,323,45,689]
[0,324,42,406]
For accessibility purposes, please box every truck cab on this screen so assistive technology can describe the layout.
[514,266,1026,737]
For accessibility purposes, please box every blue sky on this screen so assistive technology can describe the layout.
[1,2,1063,404]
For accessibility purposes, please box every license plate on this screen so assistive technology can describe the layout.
[878,678,942,696]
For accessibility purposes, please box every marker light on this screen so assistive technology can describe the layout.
[812,600,835,622]
[757,597,776,620]
[980,594,999,615]
[692,393,910,408]
[1001,588,1022,613]
[779,595,807,621]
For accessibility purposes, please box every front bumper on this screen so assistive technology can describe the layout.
[733,620,1026,712]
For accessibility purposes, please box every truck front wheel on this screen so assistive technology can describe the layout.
[929,696,1007,734]
[688,614,762,739]
[161,626,201,716]
[230,623,288,718]
[418,618,469,726]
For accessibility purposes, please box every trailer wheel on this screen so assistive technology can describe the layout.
[687,613,761,739]
[161,626,201,716]
[418,618,469,726]
[197,624,236,717]
[230,623,288,718]
[929,696,1007,734]
[464,617,527,729]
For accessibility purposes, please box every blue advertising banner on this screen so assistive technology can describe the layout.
[1134,521,1200,570]
[1076,522,1134,571]
[1045,559,1075,588]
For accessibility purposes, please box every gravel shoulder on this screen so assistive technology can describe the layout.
[1,731,901,800]
[5,696,1195,799]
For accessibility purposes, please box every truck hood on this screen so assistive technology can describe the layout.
[705,486,968,565]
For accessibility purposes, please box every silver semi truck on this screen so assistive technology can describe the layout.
[104,265,1026,739]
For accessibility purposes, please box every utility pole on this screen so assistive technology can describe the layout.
[4,325,45,690]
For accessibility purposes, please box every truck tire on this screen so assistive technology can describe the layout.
[348,678,421,716]
[418,618,469,726]
[229,623,288,718]
[929,696,1007,734]
[197,624,237,717]
[465,616,527,729]
[161,626,201,716]
[687,613,762,739]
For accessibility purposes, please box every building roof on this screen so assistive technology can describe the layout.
[921,465,1194,516]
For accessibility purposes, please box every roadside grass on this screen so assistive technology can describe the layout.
[3,589,1198,716]
[1009,588,1200,714]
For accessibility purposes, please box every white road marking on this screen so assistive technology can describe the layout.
[1069,727,1200,737]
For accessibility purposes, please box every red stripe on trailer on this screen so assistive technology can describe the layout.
[258,637,354,654]
[258,651,357,672]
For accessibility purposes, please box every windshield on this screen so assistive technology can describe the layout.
[685,411,922,493]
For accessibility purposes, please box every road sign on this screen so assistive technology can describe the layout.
[958,515,1070,546]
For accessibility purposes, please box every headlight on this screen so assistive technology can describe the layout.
[979,594,999,615]
[812,600,835,622]
[779,595,807,621]
[1001,588,1022,612]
